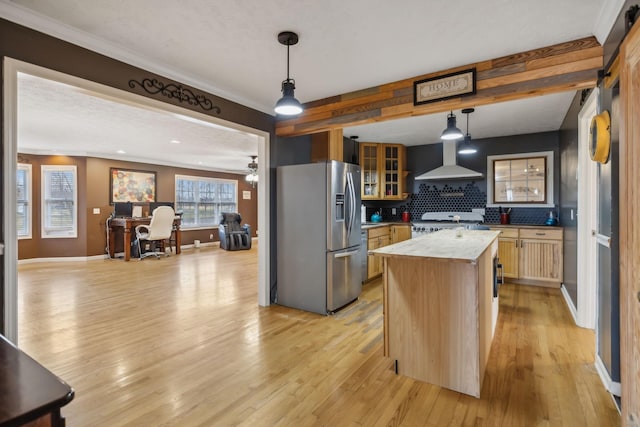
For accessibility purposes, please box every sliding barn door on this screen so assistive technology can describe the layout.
[620,18,640,427]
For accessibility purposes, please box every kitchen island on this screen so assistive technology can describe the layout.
[370,229,500,397]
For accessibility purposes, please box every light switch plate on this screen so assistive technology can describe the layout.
[392,208,397,215]
[93,208,101,214]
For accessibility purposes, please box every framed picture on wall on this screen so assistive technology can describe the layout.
[110,168,157,204]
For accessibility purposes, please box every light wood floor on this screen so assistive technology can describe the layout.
[18,245,620,426]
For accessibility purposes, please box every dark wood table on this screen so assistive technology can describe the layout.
[0,335,74,427]
[108,217,182,261]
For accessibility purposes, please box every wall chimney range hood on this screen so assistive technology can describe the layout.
[415,141,483,180]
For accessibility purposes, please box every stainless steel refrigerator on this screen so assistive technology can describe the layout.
[277,160,362,314]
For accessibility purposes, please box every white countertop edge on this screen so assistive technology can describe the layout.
[369,229,500,262]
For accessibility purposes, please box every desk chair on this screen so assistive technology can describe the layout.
[135,206,175,259]
[164,212,182,253]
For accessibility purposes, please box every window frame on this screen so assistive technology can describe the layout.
[175,174,238,229]
[17,163,32,239]
[41,165,78,239]
[486,151,554,208]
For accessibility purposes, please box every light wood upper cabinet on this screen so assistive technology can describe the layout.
[361,143,380,199]
[360,143,405,200]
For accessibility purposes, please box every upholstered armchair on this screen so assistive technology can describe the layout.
[219,212,251,251]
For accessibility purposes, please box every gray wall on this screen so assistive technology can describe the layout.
[365,131,561,224]
[558,91,586,306]
[271,135,312,301]
[597,84,620,382]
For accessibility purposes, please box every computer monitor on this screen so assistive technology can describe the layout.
[149,201,174,214]
[113,202,133,218]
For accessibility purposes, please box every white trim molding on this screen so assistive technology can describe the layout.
[576,88,599,330]
[560,284,579,325]
[595,355,622,397]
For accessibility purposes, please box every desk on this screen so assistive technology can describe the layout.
[108,217,181,261]
[0,334,74,426]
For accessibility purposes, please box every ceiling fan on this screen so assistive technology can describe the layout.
[245,156,258,188]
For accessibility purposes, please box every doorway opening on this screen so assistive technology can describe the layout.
[3,58,271,343]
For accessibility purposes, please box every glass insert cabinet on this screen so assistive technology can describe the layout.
[360,142,405,200]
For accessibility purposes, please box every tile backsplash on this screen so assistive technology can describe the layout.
[363,182,554,225]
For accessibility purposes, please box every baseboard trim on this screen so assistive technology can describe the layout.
[560,284,579,326]
[17,243,223,263]
[595,354,622,397]
[18,254,107,264]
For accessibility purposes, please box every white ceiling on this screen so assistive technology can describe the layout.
[0,0,624,172]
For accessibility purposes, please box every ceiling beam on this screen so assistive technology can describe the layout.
[276,37,602,137]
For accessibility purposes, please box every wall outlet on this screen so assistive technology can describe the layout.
[93,207,101,214]
[210,233,214,240]
[472,208,485,215]
[392,208,397,215]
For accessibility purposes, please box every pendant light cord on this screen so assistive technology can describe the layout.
[285,36,291,81]
[466,111,470,135]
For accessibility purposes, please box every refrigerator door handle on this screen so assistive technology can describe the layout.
[346,172,356,240]
[334,249,360,258]
[344,173,352,239]
[350,172,356,232]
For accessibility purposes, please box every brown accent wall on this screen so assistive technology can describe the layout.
[18,154,258,259]
[17,154,88,258]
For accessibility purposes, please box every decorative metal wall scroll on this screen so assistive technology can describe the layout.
[128,78,221,113]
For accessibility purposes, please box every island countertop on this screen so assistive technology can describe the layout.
[369,229,500,262]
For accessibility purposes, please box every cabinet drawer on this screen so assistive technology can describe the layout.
[367,226,390,239]
[519,228,563,241]
[490,227,519,239]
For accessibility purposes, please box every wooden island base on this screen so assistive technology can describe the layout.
[375,230,499,398]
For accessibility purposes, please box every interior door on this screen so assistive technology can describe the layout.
[620,18,640,424]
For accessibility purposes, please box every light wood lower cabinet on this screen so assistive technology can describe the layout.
[494,228,519,279]
[391,224,411,244]
[518,228,563,283]
[491,226,563,287]
[367,226,390,279]
[365,224,410,280]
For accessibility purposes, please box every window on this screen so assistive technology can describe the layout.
[175,175,237,228]
[17,163,32,239]
[41,165,77,238]
[487,151,554,208]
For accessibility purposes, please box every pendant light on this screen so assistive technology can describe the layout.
[458,108,478,155]
[440,111,464,140]
[274,31,303,116]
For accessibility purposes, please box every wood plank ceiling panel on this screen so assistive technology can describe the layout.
[276,37,602,137]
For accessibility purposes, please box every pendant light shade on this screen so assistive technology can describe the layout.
[274,31,303,116]
[441,111,464,140]
[458,108,478,155]
[275,80,303,115]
